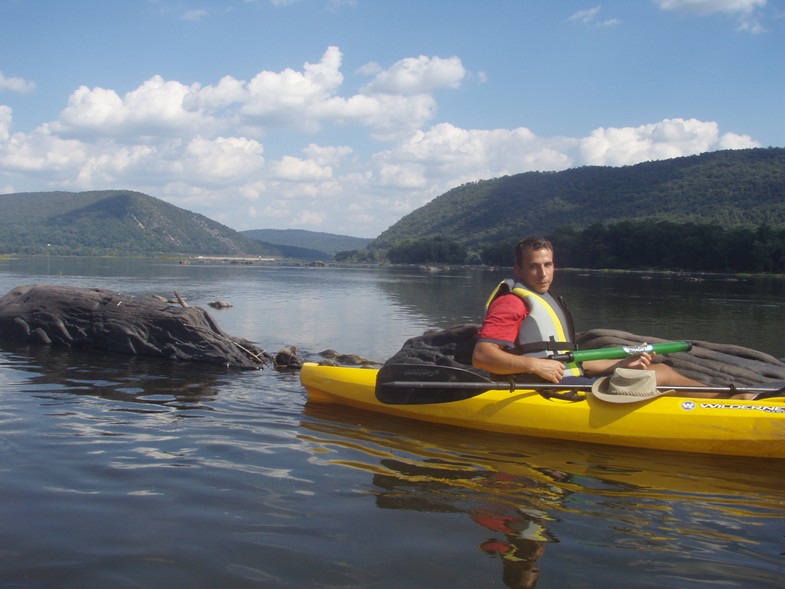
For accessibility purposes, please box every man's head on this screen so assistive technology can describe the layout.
[514,236,554,294]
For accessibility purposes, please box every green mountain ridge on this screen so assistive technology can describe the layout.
[0,190,274,257]
[375,147,785,250]
[0,190,373,259]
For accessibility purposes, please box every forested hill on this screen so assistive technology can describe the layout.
[0,190,275,256]
[373,148,785,250]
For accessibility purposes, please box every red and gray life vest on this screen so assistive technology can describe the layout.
[484,279,582,377]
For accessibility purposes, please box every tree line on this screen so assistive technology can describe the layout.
[377,221,785,274]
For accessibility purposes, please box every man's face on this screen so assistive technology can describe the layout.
[514,247,554,294]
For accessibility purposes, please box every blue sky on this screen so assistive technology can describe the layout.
[1,0,782,237]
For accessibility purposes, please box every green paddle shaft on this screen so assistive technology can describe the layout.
[551,341,692,363]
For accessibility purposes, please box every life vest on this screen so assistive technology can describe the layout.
[484,279,582,377]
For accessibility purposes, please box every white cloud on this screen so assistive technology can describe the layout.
[655,0,768,32]
[570,7,602,23]
[569,6,621,27]
[75,144,156,187]
[0,44,764,236]
[361,55,466,95]
[0,105,11,141]
[717,131,760,149]
[57,76,210,138]
[293,209,327,227]
[185,75,246,111]
[302,143,352,167]
[0,71,37,94]
[0,125,87,176]
[182,136,265,184]
[52,47,458,146]
[578,118,759,166]
[269,155,332,181]
[239,46,344,126]
[390,123,574,178]
[654,0,766,15]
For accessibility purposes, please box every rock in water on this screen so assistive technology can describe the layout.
[0,285,267,369]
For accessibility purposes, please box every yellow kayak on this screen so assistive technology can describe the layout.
[300,362,785,459]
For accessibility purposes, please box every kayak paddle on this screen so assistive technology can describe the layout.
[551,341,692,363]
[375,341,692,404]
[375,363,785,405]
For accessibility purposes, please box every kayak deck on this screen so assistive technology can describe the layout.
[300,362,785,459]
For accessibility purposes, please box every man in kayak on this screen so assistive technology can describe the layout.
[471,236,755,399]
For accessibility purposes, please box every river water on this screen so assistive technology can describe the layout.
[0,257,783,588]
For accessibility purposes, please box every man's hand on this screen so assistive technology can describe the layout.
[473,341,565,382]
[530,358,566,383]
[616,350,653,370]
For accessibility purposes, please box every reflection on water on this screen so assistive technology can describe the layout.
[1,341,228,413]
[300,402,785,588]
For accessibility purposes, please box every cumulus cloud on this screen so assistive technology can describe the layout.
[302,143,352,167]
[361,55,466,95]
[0,45,764,236]
[0,71,37,94]
[75,144,157,187]
[182,136,265,184]
[239,46,344,126]
[181,46,444,137]
[578,118,759,166]
[0,125,87,177]
[269,155,333,181]
[57,76,210,138]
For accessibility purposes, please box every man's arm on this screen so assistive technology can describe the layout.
[472,341,566,383]
[580,353,653,377]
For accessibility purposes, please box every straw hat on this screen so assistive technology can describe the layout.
[591,368,670,403]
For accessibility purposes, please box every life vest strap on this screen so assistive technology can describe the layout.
[516,340,577,355]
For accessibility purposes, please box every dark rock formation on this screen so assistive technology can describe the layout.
[0,285,269,369]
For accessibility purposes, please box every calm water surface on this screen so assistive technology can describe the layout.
[0,257,783,588]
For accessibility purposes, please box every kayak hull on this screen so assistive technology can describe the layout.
[300,362,785,458]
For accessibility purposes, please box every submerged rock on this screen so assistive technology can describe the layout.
[208,300,233,309]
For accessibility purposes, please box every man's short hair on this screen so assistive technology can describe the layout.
[515,236,553,266]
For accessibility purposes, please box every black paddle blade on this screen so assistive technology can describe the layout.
[752,381,785,400]
[375,364,494,405]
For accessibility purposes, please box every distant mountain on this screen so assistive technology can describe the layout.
[373,147,785,250]
[0,190,275,257]
[242,229,372,257]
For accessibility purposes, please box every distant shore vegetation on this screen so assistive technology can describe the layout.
[338,221,785,274]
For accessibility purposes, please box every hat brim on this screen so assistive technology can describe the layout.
[590,375,671,404]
